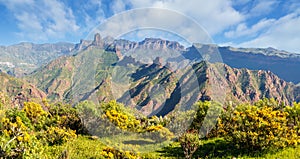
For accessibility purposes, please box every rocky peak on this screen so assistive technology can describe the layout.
[92,33,104,48]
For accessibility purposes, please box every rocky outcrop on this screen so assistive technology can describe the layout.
[0,72,46,107]
[205,63,295,105]
[92,33,104,47]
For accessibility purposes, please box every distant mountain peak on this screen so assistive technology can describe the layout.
[226,46,297,58]
[138,38,185,51]
[92,33,104,47]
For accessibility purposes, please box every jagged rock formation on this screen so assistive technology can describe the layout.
[0,72,46,107]
[92,33,104,47]
[205,63,295,105]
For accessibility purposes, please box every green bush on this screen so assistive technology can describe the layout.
[179,130,202,159]
[190,101,223,138]
[285,102,300,135]
[0,116,32,158]
[48,102,86,134]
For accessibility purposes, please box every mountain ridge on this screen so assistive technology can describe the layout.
[2,33,300,83]
[24,44,300,116]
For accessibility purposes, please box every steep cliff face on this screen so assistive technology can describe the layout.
[137,38,185,51]
[155,61,297,116]
[204,63,295,105]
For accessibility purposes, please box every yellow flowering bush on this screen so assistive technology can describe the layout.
[101,146,139,159]
[0,116,32,158]
[22,102,47,130]
[105,109,141,131]
[220,102,300,150]
[42,126,77,145]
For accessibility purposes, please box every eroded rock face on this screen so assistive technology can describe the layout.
[205,63,295,105]
[0,72,46,108]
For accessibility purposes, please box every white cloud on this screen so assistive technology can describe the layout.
[225,18,276,38]
[111,0,128,14]
[1,0,79,42]
[15,12,42,31]
[1,0,245,44]
[247,0,279,17]
[115,0,244,36]
[238,13,300,53]
[88,8,213,44]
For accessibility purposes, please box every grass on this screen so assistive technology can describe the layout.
[99,133,173,153]
[43,135,106,159]
[156,138,300,159]
[42,135,300,159]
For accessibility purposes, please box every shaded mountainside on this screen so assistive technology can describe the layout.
[24,44,300,116]
[0,72,46,107]
[156,61,298,116]
[185,44,300,84]
[205,63,296,105]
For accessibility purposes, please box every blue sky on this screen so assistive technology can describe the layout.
[0,0,300,53]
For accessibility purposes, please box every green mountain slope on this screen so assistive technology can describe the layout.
[24,45,299,116]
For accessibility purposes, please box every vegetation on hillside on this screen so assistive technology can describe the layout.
[0,98,300,158]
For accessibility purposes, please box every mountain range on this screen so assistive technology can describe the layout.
[0,42,74,76]
[1,33,300,116]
